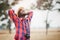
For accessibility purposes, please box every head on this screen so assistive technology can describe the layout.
[17,7,26,17]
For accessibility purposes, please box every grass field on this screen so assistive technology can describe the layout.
[0,29,60,40]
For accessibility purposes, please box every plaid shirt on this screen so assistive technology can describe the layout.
[8,9,33,40]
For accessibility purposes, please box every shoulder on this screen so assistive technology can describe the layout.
[28,11,33,13]
[8,9,14,12]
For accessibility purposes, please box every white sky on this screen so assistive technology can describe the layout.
[30,9,60,29]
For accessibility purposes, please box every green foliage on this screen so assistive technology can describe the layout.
[0,1,11,30]
[0,3,10,12]
[56,1,60,4]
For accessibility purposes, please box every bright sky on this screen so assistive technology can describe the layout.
[30,9,60,29]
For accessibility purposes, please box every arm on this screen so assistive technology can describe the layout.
[27,11,33,21]
[8,9,17,22]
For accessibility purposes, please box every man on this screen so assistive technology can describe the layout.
[8,7,33,40]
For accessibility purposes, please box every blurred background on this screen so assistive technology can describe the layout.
[0,0,60,40]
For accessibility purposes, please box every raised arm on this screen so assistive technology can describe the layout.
[27,11,33,22]
[8,9,17,22]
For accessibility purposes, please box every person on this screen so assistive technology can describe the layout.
[8,7,33,40]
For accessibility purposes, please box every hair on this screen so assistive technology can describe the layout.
[17,7,26,17]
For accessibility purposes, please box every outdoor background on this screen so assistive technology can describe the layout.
[0,0,60,40]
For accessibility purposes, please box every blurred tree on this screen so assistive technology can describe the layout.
[37,0,53,10]
[11,0,20,6]
[0,0,22,33]
[56,1,60,11]
[36,0,60,35]
[36,0,53,35]
[0,1,10,23]
[0,0,11,33]
[7,19,11,34]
